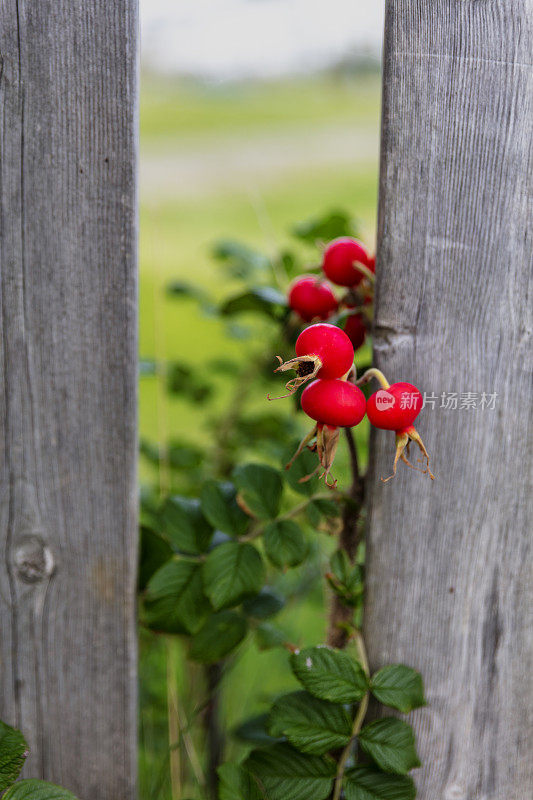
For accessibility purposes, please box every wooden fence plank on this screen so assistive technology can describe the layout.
[0,2,138,798]
[366,2,532,798]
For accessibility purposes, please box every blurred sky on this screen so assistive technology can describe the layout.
[140,0,384,81]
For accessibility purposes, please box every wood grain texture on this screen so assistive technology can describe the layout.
[0,2,138,798]
[366,2,532,799]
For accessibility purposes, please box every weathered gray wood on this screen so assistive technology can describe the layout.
[366,2,533,799]
[0,2,138,798]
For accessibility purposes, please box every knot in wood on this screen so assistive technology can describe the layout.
[13,535,55,584]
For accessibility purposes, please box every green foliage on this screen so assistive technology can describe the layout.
[344,767,416,800]
[245,743,336,800]
[217,763,263,800]
[291,646,368,703]
[263,520,308,568]
[268,691,352,755]
[159,496,213,555]
[144,559,210,634]
[0,721,28,792]
[212,239,270,280]
[243,588,285,619]
[221,288,288,320]
[255,622,290,651]
[233,714,281,747]
[0,719,78,799]
[138,526,172,591]
[370,666,426,713]
[328,550,364,607]
[283,445,321,497]
[140,438,205,473]
[204,542,265,610]
[232,464,283,519]
[165,361,214,403]
[137,202,425,799]
[358,719,421,775]
[292,209,359,245]
[201,480,250,537]
[3,781,80,800]
[189,611,247,663]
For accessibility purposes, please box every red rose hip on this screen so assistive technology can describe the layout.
[271,323,354,397]
[288,275,338,322]
[301,379,366,428]
[358,368,434,482]
[322,237,373,287]
[285,378,366,488]
[366,382,423,431]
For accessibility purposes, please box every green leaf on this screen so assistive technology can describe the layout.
[233,714,282,747]
[138,526,172,591]
[140,440,204,471]
[233,464,283,519]
[344,767,416,800]
[166,280,209,302]
[201,481,250,537]
[243,588,285,619]
[291,647,368,703]
[144,559,210,635]
[370,666,426,713]
[218,763,263,800]
[189,611,247,663]
[2,781,79,799]
[263,521,308,569]
[165,362,214,403]
[292,209,358,245]
[330,550,352,584]
[221,288,287,319]
[358,719,420,775]
[305,501,321,526]
[212,239,270,279]
[278,249,301,279]
[283,444,319,497]
[160,496,213,555]
[255,622,289,651]
[203,542,265,610]
[0,720,28,791]
[312,498,339,518]
[268,691,352,755]
[245,743,335,800]
[327,551,364,606]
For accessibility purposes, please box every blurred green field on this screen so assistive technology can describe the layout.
[139,71,380,800]
[141,72,380,143]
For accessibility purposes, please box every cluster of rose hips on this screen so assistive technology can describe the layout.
[273,239,433,488]
[288,237,375,351]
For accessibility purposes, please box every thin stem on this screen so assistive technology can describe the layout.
[166,642,182,799]
[344,425,361,488]
[166,640,206,794]
[331,631,370,800]
[204,663,224,800]
[351,262,375,284]
[326,426,364,649]
[355,367,390,390]
[212,362,258,478]
[332,692,369,800]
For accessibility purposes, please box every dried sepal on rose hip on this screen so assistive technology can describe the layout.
[322,237,375,288]
[270,323,354,398]
[358,368,435,482]
[287,275,338,322]
[286,378,366,488]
